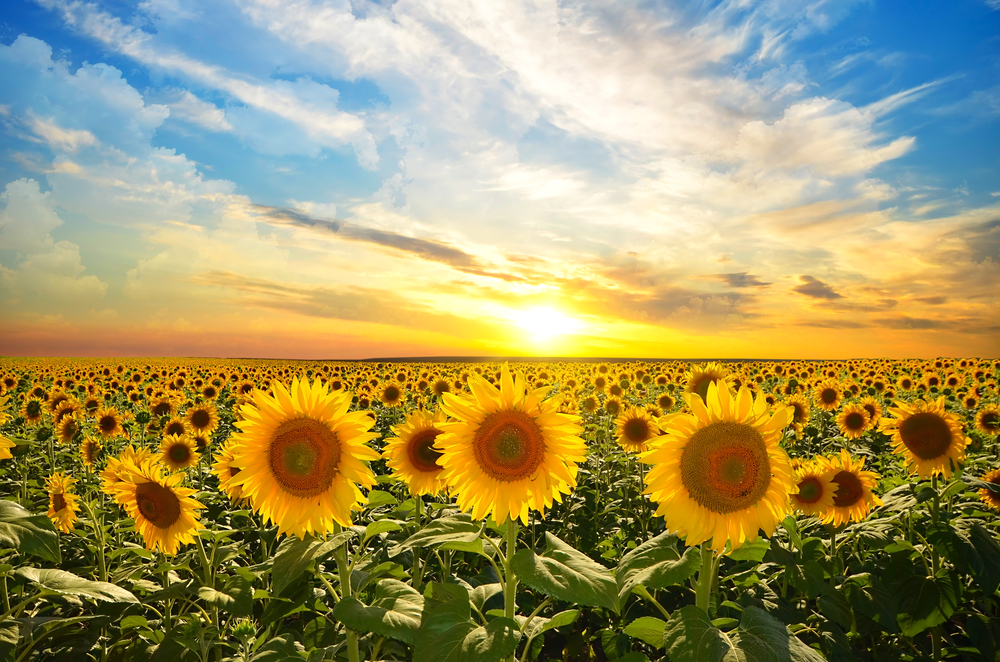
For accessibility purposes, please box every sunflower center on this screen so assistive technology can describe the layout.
[692,376,714,401]
[791,403,806,423]
[191,410,211,428]
[844,412,866,431]
[165,421,185,436]
[820,388,837,404]
[52,493,67,512]
[407,429,443,473]
[797,477,823,504]
[899,412,952,460]
[680,421,771,514]
[383,386,400,402]
[623,418,649,442]
[27,401,41,417]
[268,418,341,498]
[863,404,876,419]
[168,444,191,464]
[135,482,182,529]
[982,413,999,429]
[473,410,546,482]
[99,415,117,433]
[832,470,863,507]
[152,402,171,416]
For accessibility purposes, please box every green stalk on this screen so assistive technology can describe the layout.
[412,497,424,591]
[504,518,520,662]
[695,543,716,614]
[333,524,360,662]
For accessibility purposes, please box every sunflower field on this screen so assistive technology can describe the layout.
[0,357,998,662]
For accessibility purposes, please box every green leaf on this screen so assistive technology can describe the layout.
[0,500,60,563]
[663,605,733,662]
[965,614,1000,662]
[470,583,502,613]
[510,532,618,612]
[270,530,355,595]
[623,616,667,648]
[413,597,520,662]
[726,539,770,563]
[120,615,149,631]
[389,514,482,557]
[895,575,958,637]
[331,579,424,645]
[524,609,580,641]
[16,568,138,603]
[366,490,399,508]
[364,520,403,540]
[615,532,700,602]
[197,574,253,616]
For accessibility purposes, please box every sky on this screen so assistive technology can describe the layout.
[0,0,998,360]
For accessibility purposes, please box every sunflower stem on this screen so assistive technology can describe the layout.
[695,543,716,614]
[503,517,519,662]
[333,524,360,662]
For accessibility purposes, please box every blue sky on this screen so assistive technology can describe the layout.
[0,0,997,358]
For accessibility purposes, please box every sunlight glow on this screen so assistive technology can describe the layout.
[509,307,583,344]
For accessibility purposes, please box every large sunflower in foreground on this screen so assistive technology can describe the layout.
[879,397,970,478]
[640,382,794,552]
[820,450,882,526]
[46,471,80,533]
[112,459,204,555]
[101,445,156,495]
[685,362,731,402]
[226,378,380,538]
[437,363,587,525]
[383,409,449,496]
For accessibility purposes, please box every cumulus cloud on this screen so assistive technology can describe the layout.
[155,89,232,132]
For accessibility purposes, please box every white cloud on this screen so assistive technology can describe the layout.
[156,89,232,132]
[0,178,107,302]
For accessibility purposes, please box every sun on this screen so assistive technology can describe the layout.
[509,306,581,343]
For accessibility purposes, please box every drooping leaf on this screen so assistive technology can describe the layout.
[615,532,700,602]
[0,501,60,563]
[511,532,618,612]
[895,575,959,637]
[16,568,138,603]
[413,597,520,662]
[623,616,667,648]
[727,539,770,563]
[270,530,355,595]
[332,579,424,645]
[523,609,580,641]
[197,574,253,616]
[662,605,733,662]
[389,514,482,557]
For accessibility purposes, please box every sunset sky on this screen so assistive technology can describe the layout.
[1,0,998,359]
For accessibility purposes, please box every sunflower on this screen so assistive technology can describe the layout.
[819,450,883,526]
[977,468,1000,510]
[80,436,101,469]
[896,375,914,391]
[20,397,45,425]
[112,459,204,555]
[150,396,176,418]
[685,362,731,402]
[783,394,811,439]
[212,441,248,505]
[46,471,80,533]
[56,412,83,445]
[158,434,200,471]
[640,382,794,552]
[880,397,970,478]
[975,405,1000,437]
[95,406,128,439]
[379,382,405,407]
[836,404,870,441]
[790,461,837,517]
[436,364,586,525]
[656,394,675,412]
[604,396,622,417]
[186,402,219,435]
[813,380,843,412]
[101,445,156,495]
[431,379,451,397]
[962,394,980,410]
[162,416,189,438]
[858,395,883,429]
[226,378,380,538]
[383,409,448,496]
[615,406,660,453]
[580,395,599,414]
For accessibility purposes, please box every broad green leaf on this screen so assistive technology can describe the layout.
[511,532,618,612]
[364,520,403,540]
[16,568,138,603]
[332,579,424,645]
[470,583,502,613]
[389,514,482,557]
[366,490,399,508]
[270,530,355,595]
[726,539,770,563]
[662,605,732,662]
[0,501,60,563]
[623,616,667,648]
[616,532,700,601]
[413,598,520,662]
[896,575,959,637]
[844,574,898,633]
[524,609,580,640]
[250,632,308,661]
[966,614,1000,662]
[198,574,253,616]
